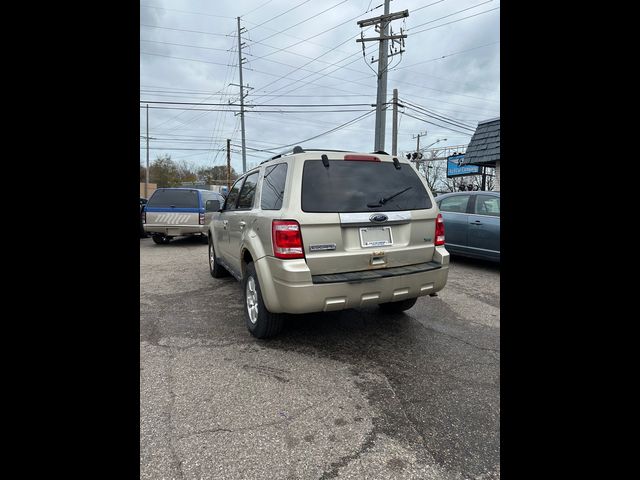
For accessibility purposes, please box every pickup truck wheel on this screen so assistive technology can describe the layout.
[152,234,170,245]
[208,240,228,278]
[379,297,418,313]
[243,262,284,339]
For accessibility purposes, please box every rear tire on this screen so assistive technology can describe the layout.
[379,297,418,313]
[243,262,284,339]
[208,239,228,278]
[152,234,170,245]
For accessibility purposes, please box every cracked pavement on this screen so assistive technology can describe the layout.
[140,236,500,479]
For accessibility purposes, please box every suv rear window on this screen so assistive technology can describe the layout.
[301,160,432,213]
[147,189,199,208]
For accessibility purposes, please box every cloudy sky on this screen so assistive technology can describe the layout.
[140,0,500,173]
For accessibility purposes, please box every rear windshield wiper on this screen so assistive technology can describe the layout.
[367,186,412,208]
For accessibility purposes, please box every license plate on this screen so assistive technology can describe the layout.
[359,226,393,247]
[167,228,181,236]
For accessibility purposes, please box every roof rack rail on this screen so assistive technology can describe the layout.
[302,148,354,153]
[260,145,305,164]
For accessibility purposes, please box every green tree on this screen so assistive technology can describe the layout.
[197,165,239,184]
[149,154,180,187]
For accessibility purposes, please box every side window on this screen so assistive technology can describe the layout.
[261,162,288,210]
[474,195,500,216]
[439,195,471,213]
[224,178,243,211]
[201,191,222,207]
[237,172,259,209]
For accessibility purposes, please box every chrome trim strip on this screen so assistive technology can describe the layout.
[339,211,411,225]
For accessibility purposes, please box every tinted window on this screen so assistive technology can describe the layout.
[237,172,259,209]
[147,189,199,208]
[438,195,470,213]
[301,160,432,213]
[201,191,224,203]
[261,163,287,210]
[474,195,500,216]
[224,179,243,210]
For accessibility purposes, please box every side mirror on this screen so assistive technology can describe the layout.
[205,199,221,212]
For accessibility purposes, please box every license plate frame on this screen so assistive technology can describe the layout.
[359,226,393,248]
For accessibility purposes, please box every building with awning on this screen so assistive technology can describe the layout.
[462,117,500,191]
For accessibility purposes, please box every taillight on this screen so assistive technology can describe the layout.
[199,212,205,225]
[343,154,380,162]
[435,213,445,246]
[272,220,305,259]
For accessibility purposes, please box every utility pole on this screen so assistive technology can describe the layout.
[392,89,398,155]
[412,130,427,170]
[357,2,408,152]
[375,0,390,153]
[236,17,247,174]
[146,104,149,198]
[226,139,231,192]
[140,106,156,197]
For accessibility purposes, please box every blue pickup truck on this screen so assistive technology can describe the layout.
[142,188,225,245]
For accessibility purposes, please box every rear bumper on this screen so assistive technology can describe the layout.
[255,246,449,314]
[143,224,207,236]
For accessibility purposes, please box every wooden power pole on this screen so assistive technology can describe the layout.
[226,139,231,191]
[357,2,408,153]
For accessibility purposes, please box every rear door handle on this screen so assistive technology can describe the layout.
[470,220,483,225]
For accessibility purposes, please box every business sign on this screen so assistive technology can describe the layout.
[447,154,482,178]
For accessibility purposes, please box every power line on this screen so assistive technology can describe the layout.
[240,0,276,18]
[410,6,500,35]
[140,39,231,53]
[267,110,376,150]
[412,0,447,14]
[140,51,235,68]
[146,34,238,132]
[140,100,375,107]
[401,101,476,130]
[246,5,381,61]
[407,0,493,31]
[249,0,314,30]
[140,23,234,38]
[140,4,234,19]
[401,111,474,136]
[401,98,475,130]
[142,105,373,113]
[141,89,375,98]
[393,41,500,70]
[142,47,377,99]
[249,32,370,98]
[252,0,350,44]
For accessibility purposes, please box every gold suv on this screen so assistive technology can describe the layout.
[206,147,449,338]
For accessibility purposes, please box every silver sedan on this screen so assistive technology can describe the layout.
[435,191,500,262]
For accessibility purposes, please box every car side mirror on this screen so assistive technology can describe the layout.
[205,199,221,212]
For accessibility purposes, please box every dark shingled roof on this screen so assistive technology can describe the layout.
[462,117,500,166]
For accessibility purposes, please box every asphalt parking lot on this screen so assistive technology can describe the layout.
[140,236,500,480]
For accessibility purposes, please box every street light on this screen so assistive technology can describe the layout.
[423,138,447,150]
[420,138,447,174]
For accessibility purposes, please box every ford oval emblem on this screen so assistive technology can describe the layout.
[370,214,388,223]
